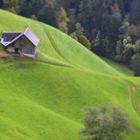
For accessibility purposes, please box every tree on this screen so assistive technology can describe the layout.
[135,39,140,53]
[81,104,132,140]
[19,0,57,26]
[75,23,84,36]
[131,53,140,76]
[31,15,38,21]
[78,0,123,58]
[123,0,131,13]
[78,0,115,31]
[101,14,122,57]
[127,25,140,41]
[70,23,91,49]
[92,31,104,56]
[79,35,91,49]
[37,2,57,27]
[122,36,135,64]
[19,0,45,17]
[0,0,4,8]
[68,8,76,32]
[115,40,123,62]
[57,7,70,34]
[130,0,140,24]
[3,0,19,13]
[63,0,81,11]
[119,22,129,39]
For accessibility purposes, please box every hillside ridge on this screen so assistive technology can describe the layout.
[0,10,140,140]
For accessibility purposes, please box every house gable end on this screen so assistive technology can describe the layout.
[23,28,39,47]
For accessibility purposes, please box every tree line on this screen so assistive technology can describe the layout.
[1,0,140,75]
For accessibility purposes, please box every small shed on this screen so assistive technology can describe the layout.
[0,28,40,58]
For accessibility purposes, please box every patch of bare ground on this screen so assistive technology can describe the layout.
[0,51,10,58]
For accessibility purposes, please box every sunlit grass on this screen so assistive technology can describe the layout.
[0,10,139,140]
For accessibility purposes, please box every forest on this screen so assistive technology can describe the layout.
[1,0,140,75]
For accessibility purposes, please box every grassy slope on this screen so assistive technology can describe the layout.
[0,10,140,140]
[103,57,134,76]
[0,10,122,75]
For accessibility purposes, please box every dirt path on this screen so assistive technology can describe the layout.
[126,80,140,118]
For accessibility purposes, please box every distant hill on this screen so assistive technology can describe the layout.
[0,10,140,140]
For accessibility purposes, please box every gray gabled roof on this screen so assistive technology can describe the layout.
[1,32,21,42]
[1,28,40,47]
[23,28,39,47]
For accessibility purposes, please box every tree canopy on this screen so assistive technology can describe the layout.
[81,104,132,140]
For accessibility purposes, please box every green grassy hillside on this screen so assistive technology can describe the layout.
[0,10,122,76]
[0,10,140,140]
[103,57,133,76]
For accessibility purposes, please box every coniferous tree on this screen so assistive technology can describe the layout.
[0,0,4,8]
[131,53,140,76]
[130,0,140,24]
[38,3,57,27]
[68,8,76,32]
[19,0,45,17]
[3,0,19,13]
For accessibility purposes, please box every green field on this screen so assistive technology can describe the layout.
[0,10,140,140]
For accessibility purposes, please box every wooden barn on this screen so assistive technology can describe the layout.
[0,28,39,58]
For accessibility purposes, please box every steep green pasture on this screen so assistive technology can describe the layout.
[0,9,140,140]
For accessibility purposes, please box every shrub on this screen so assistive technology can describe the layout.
[81,104,132,140]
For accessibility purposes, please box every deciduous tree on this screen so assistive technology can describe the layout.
[57,7,70,34]
[70,23,91,49]
[81,104,132,140]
